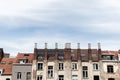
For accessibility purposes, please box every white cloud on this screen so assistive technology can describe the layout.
[0,0,120,56]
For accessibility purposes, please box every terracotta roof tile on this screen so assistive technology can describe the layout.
[0,58,15,75]
[15,53,34,63]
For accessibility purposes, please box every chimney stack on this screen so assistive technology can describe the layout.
[88,43,91,49]
[45,43,47,49]
[55,43,58,49]
[65,43,71,49]
[34,43,37,48]
[77,43,80,49]
[98,43,101,49]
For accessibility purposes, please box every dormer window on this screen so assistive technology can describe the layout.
[24,54,29,56]
[102,55,114,60]
[9,61,13,64]
[1,61,6,64]
[18,59,28,64]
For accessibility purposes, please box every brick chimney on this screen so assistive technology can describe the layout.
[64,43,71,60]
[88,43,92,60]
[98,43,101,60]
[77,43,81,60]
[45,43,47,49]
[34,43,37,60]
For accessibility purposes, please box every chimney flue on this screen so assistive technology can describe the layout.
[45,43,47,49]
[98,43,101,49]
[34,43,37,48]
[88,43,91,49]
[77,43,80,49]
[65,43,71,49]
[55,43,58,49]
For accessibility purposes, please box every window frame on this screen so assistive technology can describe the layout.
[37,75,42,80]
[26,72,31,80]
[17,72,21,80]
[82,66,88,79]
[93,63,98,70]
[59,63,64,70]
[72,63,77,70]
[107,65,114,73]
[48,66,53,78]
[38,63,43,70]
[59,75,64,80]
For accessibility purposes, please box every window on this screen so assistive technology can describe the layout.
[8,61,13,64]
[48,66,53,78]
[102,55,114,60]
[18,59,28,64]
[38,63,43,70]
[26,72,31,80]
[93,63,98,70]
[107,65,113,73]
[59,75,64,80]
[37,75,42,80]
[82,66,88,78]
[59,63,64,70]
[92,54,97,57]
[108,78,115,80]
[6,78,10,80]
[1,61,6,64]
[94,75,99,80]
[72,75,78,80]
[72,63,77,70]
[17,72,21,80]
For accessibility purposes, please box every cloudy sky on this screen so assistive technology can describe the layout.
[0,0,120,56]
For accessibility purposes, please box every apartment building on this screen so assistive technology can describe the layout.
[33,43,120,80]
[0,49,15,80]
[12,53,34,80]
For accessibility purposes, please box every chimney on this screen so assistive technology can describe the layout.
[88,43,91,49]
[45,43,47,49]
[77,43,80,49]
[34,43,37,49]
[98,43,101,49]
[55,43,58,49]
[65,43,71,49]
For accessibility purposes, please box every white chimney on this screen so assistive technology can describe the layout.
[65,43,71,48]
[88,43,91,49]
[34,43,37,48]
[55,43,58,49]
[45,43,47,49]
[98,43,101,49]
[77,43,80,49]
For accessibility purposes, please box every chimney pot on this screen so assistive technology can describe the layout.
[45,43,47,49]
[88,43,91,49]
[34,43,37,48]
[98,43,101,49]
[77,43,80,49]
[55,43,58,49]
[65,43,71,48]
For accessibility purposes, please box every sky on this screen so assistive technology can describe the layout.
[0,0,120,56]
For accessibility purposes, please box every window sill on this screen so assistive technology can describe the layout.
[47,77,54,79]
[72,70,78,71]
[58,70,64,71]
[83,77,89,79]
[37,69,43,71]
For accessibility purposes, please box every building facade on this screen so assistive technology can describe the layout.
[33,43,120,80]
[12,53,34,80]
[0,43,120,80]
